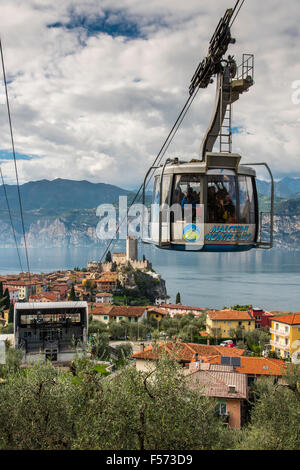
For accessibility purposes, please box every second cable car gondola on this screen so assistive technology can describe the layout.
[142,5,274,253]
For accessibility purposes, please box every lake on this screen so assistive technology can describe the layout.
[0,244,299,312]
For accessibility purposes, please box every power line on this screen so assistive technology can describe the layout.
[0,37,31,280]
[0,167,23,272]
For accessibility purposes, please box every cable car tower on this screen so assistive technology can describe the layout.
[142,3,274,253]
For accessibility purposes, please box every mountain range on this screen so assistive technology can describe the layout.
[256,177,300,199]
[0,178,130,211]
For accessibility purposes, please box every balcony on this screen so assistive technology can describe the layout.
[270,328,289,337]
[270,340,289,351]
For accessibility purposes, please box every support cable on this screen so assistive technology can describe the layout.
[0,38,31,280]
[0,167,23,272]
[99,87,200,262]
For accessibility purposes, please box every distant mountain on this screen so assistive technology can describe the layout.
[0,177,299,249]
[0,178,130,211]
[257,177,300,199]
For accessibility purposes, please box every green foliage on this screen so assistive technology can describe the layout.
[0,357,232,450]
[2,289,10,310]
[90,332,110,360]
[230,305,250,311]
[88,320,108,335]
[113,343,133,361]
[8,304,14,324]
[111,261,117,272]
[237,371,300,450]
[69,284,77,301]
[0,348,23,378]
[105,251,112,263]
[1,323,14,334]
[176,292,181,304]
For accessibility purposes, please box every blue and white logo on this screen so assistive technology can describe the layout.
[183,224,201,243]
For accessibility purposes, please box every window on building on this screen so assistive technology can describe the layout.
[216,401,227,416]
[134,317,138,323]
[104,316,108,320]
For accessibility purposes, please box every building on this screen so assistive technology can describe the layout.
[95,293,114,304]
[14,302,88,363]
[3,281,43,301]
[95,273,118,292]
[160,304,207,317]
[87,236,152,272]
[206,310,255,338]
[185,362,248,429]
[29,292,61,302]
[145,306,168,323]
[194,354,287,386]
[126,236,138,261]
[248,307,274,329]
[132,342,246,372]
[89,304,147,324]
[270,313,300,361]
[7,287,19,303]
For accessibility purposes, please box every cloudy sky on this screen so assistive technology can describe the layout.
[0,0,299,189]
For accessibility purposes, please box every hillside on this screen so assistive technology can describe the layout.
[0,178,130,211]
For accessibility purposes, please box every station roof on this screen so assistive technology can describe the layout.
[14,301,88,310]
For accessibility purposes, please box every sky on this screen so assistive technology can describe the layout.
[0,0,299,189]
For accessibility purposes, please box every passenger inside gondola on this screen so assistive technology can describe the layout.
[172,175,201,222]
[207,175,237,223]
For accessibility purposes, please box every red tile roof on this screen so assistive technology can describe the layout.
[160,304,206,312]
[207,310,254,321]
[89,305,146,318]
[186,369,248,399]
[132,342,245,362]
[273,313,300,326]
[197,355,286,376]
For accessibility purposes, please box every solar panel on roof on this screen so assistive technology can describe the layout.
[221,356,231,366]
[231,357,241,367]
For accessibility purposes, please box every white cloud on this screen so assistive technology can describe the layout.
[0,0,299,188]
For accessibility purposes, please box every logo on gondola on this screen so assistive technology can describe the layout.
[183,224,201,243]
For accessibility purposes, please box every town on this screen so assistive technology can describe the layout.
[0,236,299,438]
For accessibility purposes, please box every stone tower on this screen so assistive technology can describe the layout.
[126,236,138,261]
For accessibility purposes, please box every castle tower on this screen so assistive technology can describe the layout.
[126,236,138,261]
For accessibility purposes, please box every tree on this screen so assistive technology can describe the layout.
[3,289,10,310]
[69,285,77,301]
[105,251,112,263]
[0,356,233,450]
[90,332,110,360]
[111,261,117,272]
[237,368,300,450]
[8,304,14,324]
[175,292,181,304]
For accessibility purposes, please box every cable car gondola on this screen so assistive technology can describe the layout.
[142,4,274,253]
